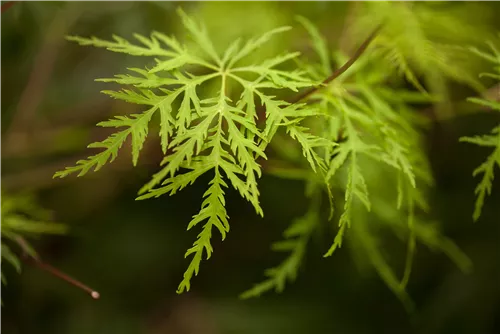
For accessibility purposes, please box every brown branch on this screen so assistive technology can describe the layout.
[31,260,100,299]
[289,24,383,105]
[255,24,382,124]
[16,236,100,299]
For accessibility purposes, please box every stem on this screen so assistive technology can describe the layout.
[32,260,100,299]
[16,237,100,299]
[289,24,383,105]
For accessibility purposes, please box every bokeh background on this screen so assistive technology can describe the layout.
[2,2,500,333]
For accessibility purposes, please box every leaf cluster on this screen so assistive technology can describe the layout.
[1,193,67,288]
[460,37,500,221]
[243,17,471,304]
[346,1,492,104]
[52,7,488,302]
[54,8,333,293]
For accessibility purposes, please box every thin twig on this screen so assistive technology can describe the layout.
[255,24,382,123]
[15,236,100,299]
[288,24,383,105]
[32,261,100,299]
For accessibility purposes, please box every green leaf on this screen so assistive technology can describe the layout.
[2,216,67,235]
[177,8,221,65]
[177,169,228,293]
[460,40,500,221]
[241,206,319,298]
[467,97,500,112]
[469,147,499,221]
[1,245,21,274]
[2,273,7,287]
[1,193,67,287]
[227,26,291,68]
[60,9,324,293]
[296,16,331,75]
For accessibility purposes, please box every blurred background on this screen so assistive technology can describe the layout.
[2,2,500,333]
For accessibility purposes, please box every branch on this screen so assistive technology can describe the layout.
[254,24,382,125]
[15,236,100,299]
[289,24,383,105]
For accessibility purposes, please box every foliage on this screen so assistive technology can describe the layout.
[241,181,321,299]
[241,17,472,307]
[460,37,500,221]
[50,4,495,304]
[346,1,490,98]
[1,193,67,288]
[54,8,333,294]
